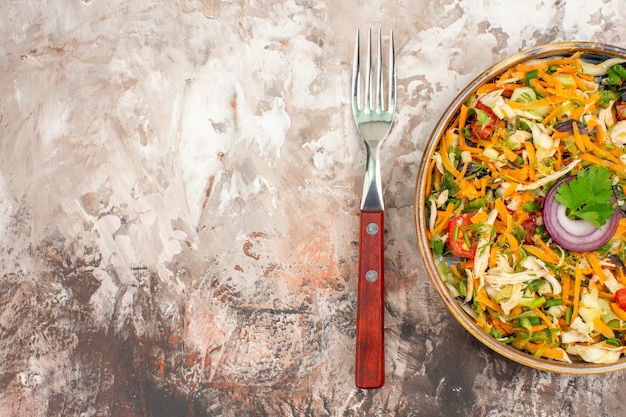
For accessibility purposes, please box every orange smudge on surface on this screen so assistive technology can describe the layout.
[154,357,165,379]
[276,219,343,293]
[185,350,200,368]
[230,93,238,124]
[243,240,259,260]
[243,232,266,260]
[201,175,215,211]
[234,264,243,272]
[169,335,180,346]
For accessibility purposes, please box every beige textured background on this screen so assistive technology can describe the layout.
[1,0,625,416]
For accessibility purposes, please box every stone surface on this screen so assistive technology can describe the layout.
[1,0,626,416]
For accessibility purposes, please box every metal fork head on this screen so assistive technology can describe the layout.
[351,28,396,211]
[351,28,396,141]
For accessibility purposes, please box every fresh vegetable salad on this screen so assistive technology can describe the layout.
[425,51,626,364]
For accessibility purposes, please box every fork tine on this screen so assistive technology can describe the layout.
[388,30,396,112]
[376,29,383,111]
[352,29,361,110]
[365,28,372,111]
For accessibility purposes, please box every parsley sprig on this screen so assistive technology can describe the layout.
[554,166,616,228]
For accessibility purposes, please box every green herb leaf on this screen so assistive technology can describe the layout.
[554,166,616,228]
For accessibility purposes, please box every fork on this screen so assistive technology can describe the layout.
[351,28,396,389]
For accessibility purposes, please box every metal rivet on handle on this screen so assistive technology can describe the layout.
[365,270,378,282]
[366,222,379,235]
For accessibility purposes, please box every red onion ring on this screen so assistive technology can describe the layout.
[543,176,620,252]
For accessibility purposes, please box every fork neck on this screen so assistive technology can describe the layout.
[360,142,384,211]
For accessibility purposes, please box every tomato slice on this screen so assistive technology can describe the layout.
[447,213,478,258]
[520,212,539,245]
[615,288,626,311]
[469,102,499,141]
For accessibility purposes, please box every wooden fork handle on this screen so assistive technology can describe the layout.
[355,210,385,389]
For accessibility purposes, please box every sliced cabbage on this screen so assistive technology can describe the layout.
[598,104,616,129]
[514,158,580,191]
[562,317,595,344]
[578,287,621,326]
[578,288,602,324]
[479,89,517,119]
[609,120,626,146]
[435,189,449,208]
[498,284,525,315]
[566,342,626,364]
[531,121,558,162]
[483,255,562,295]
[473,208,499,280]
[508,129,532,150]
[432,152,444,174]
[509,86,537,103]
[428,200,437,232]
[580,57,626,76]
[601,268,623,294]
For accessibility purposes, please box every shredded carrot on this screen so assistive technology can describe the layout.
[571,264,583,321]
[458,104,469,130]
[488,245,499,268]
[476,83,499,95]
[572,122,586,153]
[593,317,615,339]
[524,342,570,362]
[561,273,571,305]
[573,73,593,90]
[523,244,557,265]
[534,308,555,329]
[598,291,615,300]
[501,145,518,163]
[569,104,587,122]
[581,133,623,163]
[492,317,515,335]
[587,254,606,284]
[611,303,626,321]
[529,78,550,97]
[432,202,455,235]
[508,95,567,110]
[475,289,503,313]
[551,130,571,139]
[505,233,520,257]
[424,157,436,199]
[579,153,626,178]
[542,105,562,126]
[440,131,463,179]
[531,238,561,265]
[494,198,508,220]
[615,219,626,238]
[503,182,518,198]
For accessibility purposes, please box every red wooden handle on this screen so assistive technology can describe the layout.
[355,210,385,389]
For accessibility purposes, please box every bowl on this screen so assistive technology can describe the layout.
[415,42,626,373]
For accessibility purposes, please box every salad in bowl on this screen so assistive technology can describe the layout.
[416,43,626,372]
